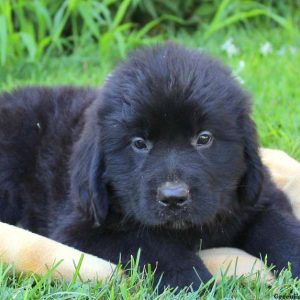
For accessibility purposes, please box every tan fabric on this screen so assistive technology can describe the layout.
[261,148,300,220]
[200,247,274,282]
[0,222,116,281]
[0,148,299,282]
[261,148,300,188]
[284,174,300,220]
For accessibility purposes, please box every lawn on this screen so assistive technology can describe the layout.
[0,1,300,299]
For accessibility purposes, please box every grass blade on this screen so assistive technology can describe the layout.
[0,15,7,65]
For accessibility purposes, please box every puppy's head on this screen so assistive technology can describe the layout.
[71,43,263,228]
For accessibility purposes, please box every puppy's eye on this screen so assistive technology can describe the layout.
[131,137,152,152]
[192,131,213,148]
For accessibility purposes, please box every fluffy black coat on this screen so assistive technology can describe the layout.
[0,43,299,290]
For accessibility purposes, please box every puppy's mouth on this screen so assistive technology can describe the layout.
[155,208,195,229]
[164,219,193,230]
[133,203,194,229]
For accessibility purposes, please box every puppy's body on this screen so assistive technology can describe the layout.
[1,44,300,290]
[0,87,95,232]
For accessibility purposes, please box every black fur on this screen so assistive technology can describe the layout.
[0,43,299,291]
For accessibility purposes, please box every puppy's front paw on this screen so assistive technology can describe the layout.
[156,267,212,293]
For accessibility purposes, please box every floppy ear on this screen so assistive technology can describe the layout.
[70,106,108,226]
[238,115,264,205]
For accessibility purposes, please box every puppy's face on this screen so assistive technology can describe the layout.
[98,44,256,229]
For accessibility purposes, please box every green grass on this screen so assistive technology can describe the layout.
[0,258,299,299]
[1,15,300,300]
[1,0,299,67]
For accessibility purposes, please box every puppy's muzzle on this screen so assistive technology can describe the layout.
[157,182,190,208]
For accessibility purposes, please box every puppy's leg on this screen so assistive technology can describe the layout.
[135,234,212,291]
[240,208,300,277]
[88,233,212,291]
[52,222,212,291]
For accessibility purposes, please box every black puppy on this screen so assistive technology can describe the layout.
[0,43,299,290]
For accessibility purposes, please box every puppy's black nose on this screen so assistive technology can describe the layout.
[157,182,190,208]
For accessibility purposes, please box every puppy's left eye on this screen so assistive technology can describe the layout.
[192,131,213,148]
[131,137,152,152]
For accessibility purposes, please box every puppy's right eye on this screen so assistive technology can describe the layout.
[131,137,152,152]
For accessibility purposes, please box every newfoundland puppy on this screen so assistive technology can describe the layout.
[0,43,299,290]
